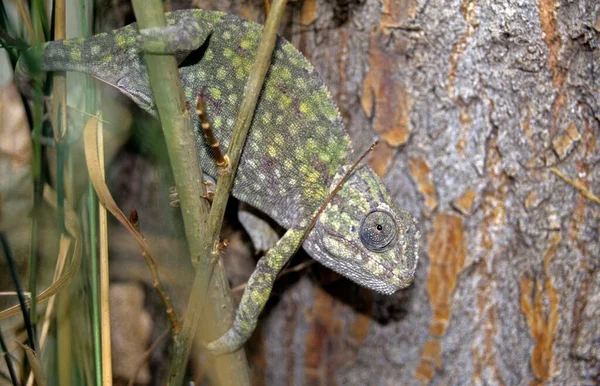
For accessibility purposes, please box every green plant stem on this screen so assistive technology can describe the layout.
[128,1,247,385]
[167,1,288,385]
[88,183,102,386]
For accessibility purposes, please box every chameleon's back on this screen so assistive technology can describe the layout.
[181,11,353,228]
[17,9,353,229]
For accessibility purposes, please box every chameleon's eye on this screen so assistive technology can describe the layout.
[359,210,397,252]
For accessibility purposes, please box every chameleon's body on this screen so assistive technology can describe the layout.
[16,9,420,354]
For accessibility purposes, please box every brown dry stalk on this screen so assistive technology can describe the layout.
[301,141,379,245]
[127,328,170,386]
[550,167,600,205]
[196,94,230,173]
[129,209,181,332]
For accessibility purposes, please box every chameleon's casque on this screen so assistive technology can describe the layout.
[16,9,420,354]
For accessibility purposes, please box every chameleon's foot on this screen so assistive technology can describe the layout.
[137,12,212,55]
[205,327,246,356]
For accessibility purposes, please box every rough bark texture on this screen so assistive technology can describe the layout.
[102,0,599,384]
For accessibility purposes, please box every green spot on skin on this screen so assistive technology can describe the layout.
[279,95,292,109]
[205,49,214,60]
[267,146,277,157]
[299,102,309,114]
[265,85,276,101]
[274,133,284,146]
[251,289,269,305]
[217,67,227,79]
[210,87,221,99]
[262,112,272,125]
[116,34,127,49]
[214,116,222,129]
[306,170,320,184]
[240,39,252,50]
[229,94,238,104]
[71,48,82,62]
[280,67,291,80]
[224,48,234,58]
[319,153,331,163]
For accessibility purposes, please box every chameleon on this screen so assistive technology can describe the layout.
[15,8,421,355]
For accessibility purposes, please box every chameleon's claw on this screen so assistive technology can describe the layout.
[205,327,246,356]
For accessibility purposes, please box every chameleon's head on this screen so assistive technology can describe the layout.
[303,166,420,295]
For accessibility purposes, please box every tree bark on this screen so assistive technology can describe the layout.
[189,0,600,384]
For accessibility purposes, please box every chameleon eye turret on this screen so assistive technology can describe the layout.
[360,210,398,252]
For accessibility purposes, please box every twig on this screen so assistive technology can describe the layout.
[301,141,379,245]
[127,328,170,386]
[550,168,600,205]
[129,209,180,332]
[169,1,288,384]
[196,94,229,174]
[229,142,377,296]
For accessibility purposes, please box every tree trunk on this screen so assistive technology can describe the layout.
[190,0,599,384]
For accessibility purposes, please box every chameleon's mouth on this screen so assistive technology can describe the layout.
[316,231,410,295]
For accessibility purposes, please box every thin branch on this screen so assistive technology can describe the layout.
[168,1,289,384]
[129,209,180,332]
[127,328,170,386]
[550,167,600,205]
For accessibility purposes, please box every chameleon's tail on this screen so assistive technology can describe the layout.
[14,27,156,113]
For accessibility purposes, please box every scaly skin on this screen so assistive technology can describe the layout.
[16,9,421,355]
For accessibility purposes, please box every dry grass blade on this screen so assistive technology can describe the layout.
[83,116,155,260]
[18,341,47,386]
[0,187,81,320]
